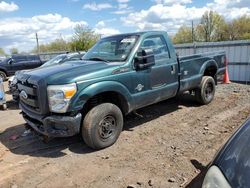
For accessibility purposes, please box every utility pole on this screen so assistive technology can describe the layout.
[191,20,194,43]
[35,32,40,54]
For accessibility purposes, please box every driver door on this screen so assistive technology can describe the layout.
[132,35,178,109]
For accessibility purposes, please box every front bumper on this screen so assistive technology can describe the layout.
[20,103,82,137]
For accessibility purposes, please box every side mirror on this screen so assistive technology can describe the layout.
[8,59,14,65]
[134,49,155,70]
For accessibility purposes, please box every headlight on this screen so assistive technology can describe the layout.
[202,166,231,188]
[12,76,17,85]
[47,83,77,113]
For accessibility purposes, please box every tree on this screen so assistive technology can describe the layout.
[229,15,250,40]
[196,11,226,42]
[10,48,18,54]
[0,48,5,56]
[38,38,71,53]
[173,26,193,44]
[70,24,100,51]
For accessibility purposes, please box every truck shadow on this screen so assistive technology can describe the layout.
[0,93,200,158]
[124,92,199,131]
[6,100,19,110]
[0,123,93,158]
[185,159,208,188]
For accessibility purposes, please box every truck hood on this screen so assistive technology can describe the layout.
[16,60,120,85]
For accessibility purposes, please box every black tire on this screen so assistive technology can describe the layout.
[0,71,6,81]
[82,103,123,149]
[195,76,215,105]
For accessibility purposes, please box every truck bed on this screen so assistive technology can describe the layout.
[178,51,226,92]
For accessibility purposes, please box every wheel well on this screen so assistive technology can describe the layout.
[82,91,129,116]
[0,69,7,76]
[204,66,217,79]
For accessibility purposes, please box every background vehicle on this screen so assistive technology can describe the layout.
[8,52,85,101]
[40,52,85,67]
[16,31,226,149]
[0,77,7,110]
[202,117,250,188]
[0,54,43,80]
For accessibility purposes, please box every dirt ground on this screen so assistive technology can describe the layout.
[0,81,250,188]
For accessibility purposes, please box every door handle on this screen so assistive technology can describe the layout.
[171,65,176,74]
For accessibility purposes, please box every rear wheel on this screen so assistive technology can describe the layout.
[195,76,215,105]
[1,103,7,110]
[0,71,6,81]
[82,103,123,149]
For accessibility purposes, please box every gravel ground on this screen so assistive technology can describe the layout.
[0,82,249,188]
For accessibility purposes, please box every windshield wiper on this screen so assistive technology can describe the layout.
[86,57,110,63]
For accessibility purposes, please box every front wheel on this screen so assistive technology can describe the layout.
[82,103,123,149]
[195,76,215,105]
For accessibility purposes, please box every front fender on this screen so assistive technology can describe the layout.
[199,60,218,75]
[69,81,133,112]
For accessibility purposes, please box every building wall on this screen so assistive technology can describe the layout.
[175,40,250,83]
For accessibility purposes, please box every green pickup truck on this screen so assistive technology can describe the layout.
[16,31,226,149]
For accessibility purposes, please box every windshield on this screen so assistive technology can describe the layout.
[83,35,139,62]
[41,54,66,67]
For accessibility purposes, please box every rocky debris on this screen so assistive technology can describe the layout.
[17,160,29,165]
[195,169,201,173]
[171,145,176,150]
[168,177,176,183]
[204,127,209,130]
[127,184,137,188]
[233,90,240,93]
[136,181,143,186]
[148,179,153,186]
[101,155,109,159]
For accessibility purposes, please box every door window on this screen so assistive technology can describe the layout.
[12,55,27,63]
[141,35,170,64]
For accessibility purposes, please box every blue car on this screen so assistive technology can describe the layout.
[202,117,250,188]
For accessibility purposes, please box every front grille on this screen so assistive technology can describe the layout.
[17,80,40,112]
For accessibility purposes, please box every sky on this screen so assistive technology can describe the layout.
[0,0,250,53]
